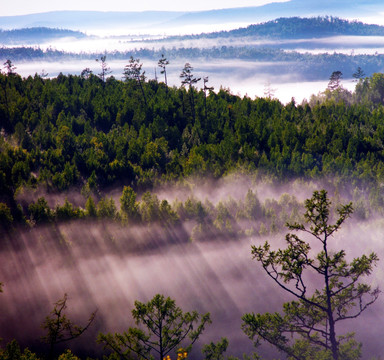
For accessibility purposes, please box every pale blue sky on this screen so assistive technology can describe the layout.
[4,0,289,16]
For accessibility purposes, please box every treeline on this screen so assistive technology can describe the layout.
[11,186,306,241]
[2,45,384,81]
[2,62,384,229]
[171,16,384,40]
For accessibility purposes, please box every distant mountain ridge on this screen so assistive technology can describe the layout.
[2,16,384,47]
[169,17,384,40]
[1,0,384,34]
[0,27,86,44]
[0,10,185,32]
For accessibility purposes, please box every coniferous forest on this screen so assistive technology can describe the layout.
[0,57,383,360]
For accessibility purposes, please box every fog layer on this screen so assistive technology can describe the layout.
[1,180,383,359]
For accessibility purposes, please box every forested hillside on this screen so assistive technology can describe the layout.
[168,16,384,39]
[0,27,86,44]
[1,52,384,360]
[2,63,384,230]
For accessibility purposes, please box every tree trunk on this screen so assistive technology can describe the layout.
[324,234,338,360]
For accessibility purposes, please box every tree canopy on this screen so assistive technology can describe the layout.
[97,294,211,360]
[242,190,380,360]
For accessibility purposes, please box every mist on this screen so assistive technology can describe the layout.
[1,178,384,359]
[11,57,357,104]
[3,29,375,104]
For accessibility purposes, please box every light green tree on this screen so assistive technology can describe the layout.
[98,294,211,360]
[242,190,379,360]
[202,337,229,360]
[120,186,139,222]
[85,196,97,217]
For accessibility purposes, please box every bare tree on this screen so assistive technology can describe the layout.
[264,80,276,99]
[96,55,111,83]
[158,54,169,87]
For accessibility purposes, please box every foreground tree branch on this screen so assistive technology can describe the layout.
[41,293,97,360]
[242,190,379,360]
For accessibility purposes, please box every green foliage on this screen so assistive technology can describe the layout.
[288,333,361,360]
[202,337,229,360]
[139,191,161,223]
[242,190,379,360]
[0,340,40,360]
[98,294,211,360]
[85,196,97,217]
[243,190,262,220]
[55,198,83,221]
[57,349,81,360]
[28,197,53,224]
[4,68,384,226]
[159,199,179,225]
[182,197,208,223]
[97,197,117,219]
[0,202,13,230]
[120,186,138,218]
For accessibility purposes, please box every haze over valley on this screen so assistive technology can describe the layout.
[1,1,384,359]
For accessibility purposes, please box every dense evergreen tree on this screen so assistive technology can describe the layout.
[2,70,384,226]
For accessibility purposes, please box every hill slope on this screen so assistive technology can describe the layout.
[166,17,384,40]
[0,27,86,44]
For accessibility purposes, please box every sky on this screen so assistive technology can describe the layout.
[3,0,289,16]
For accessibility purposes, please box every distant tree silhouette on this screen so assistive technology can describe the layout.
[328,70,343,91]
[81,67,93,79]
[3,59,16,75]
[180,63,201,120]
[96,55,111,83]
[124,56,147,106]
[352,67,365,82]
[158,54,169,87]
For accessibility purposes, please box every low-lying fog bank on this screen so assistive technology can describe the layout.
[1,178,383,359]
[10,58,357,104]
